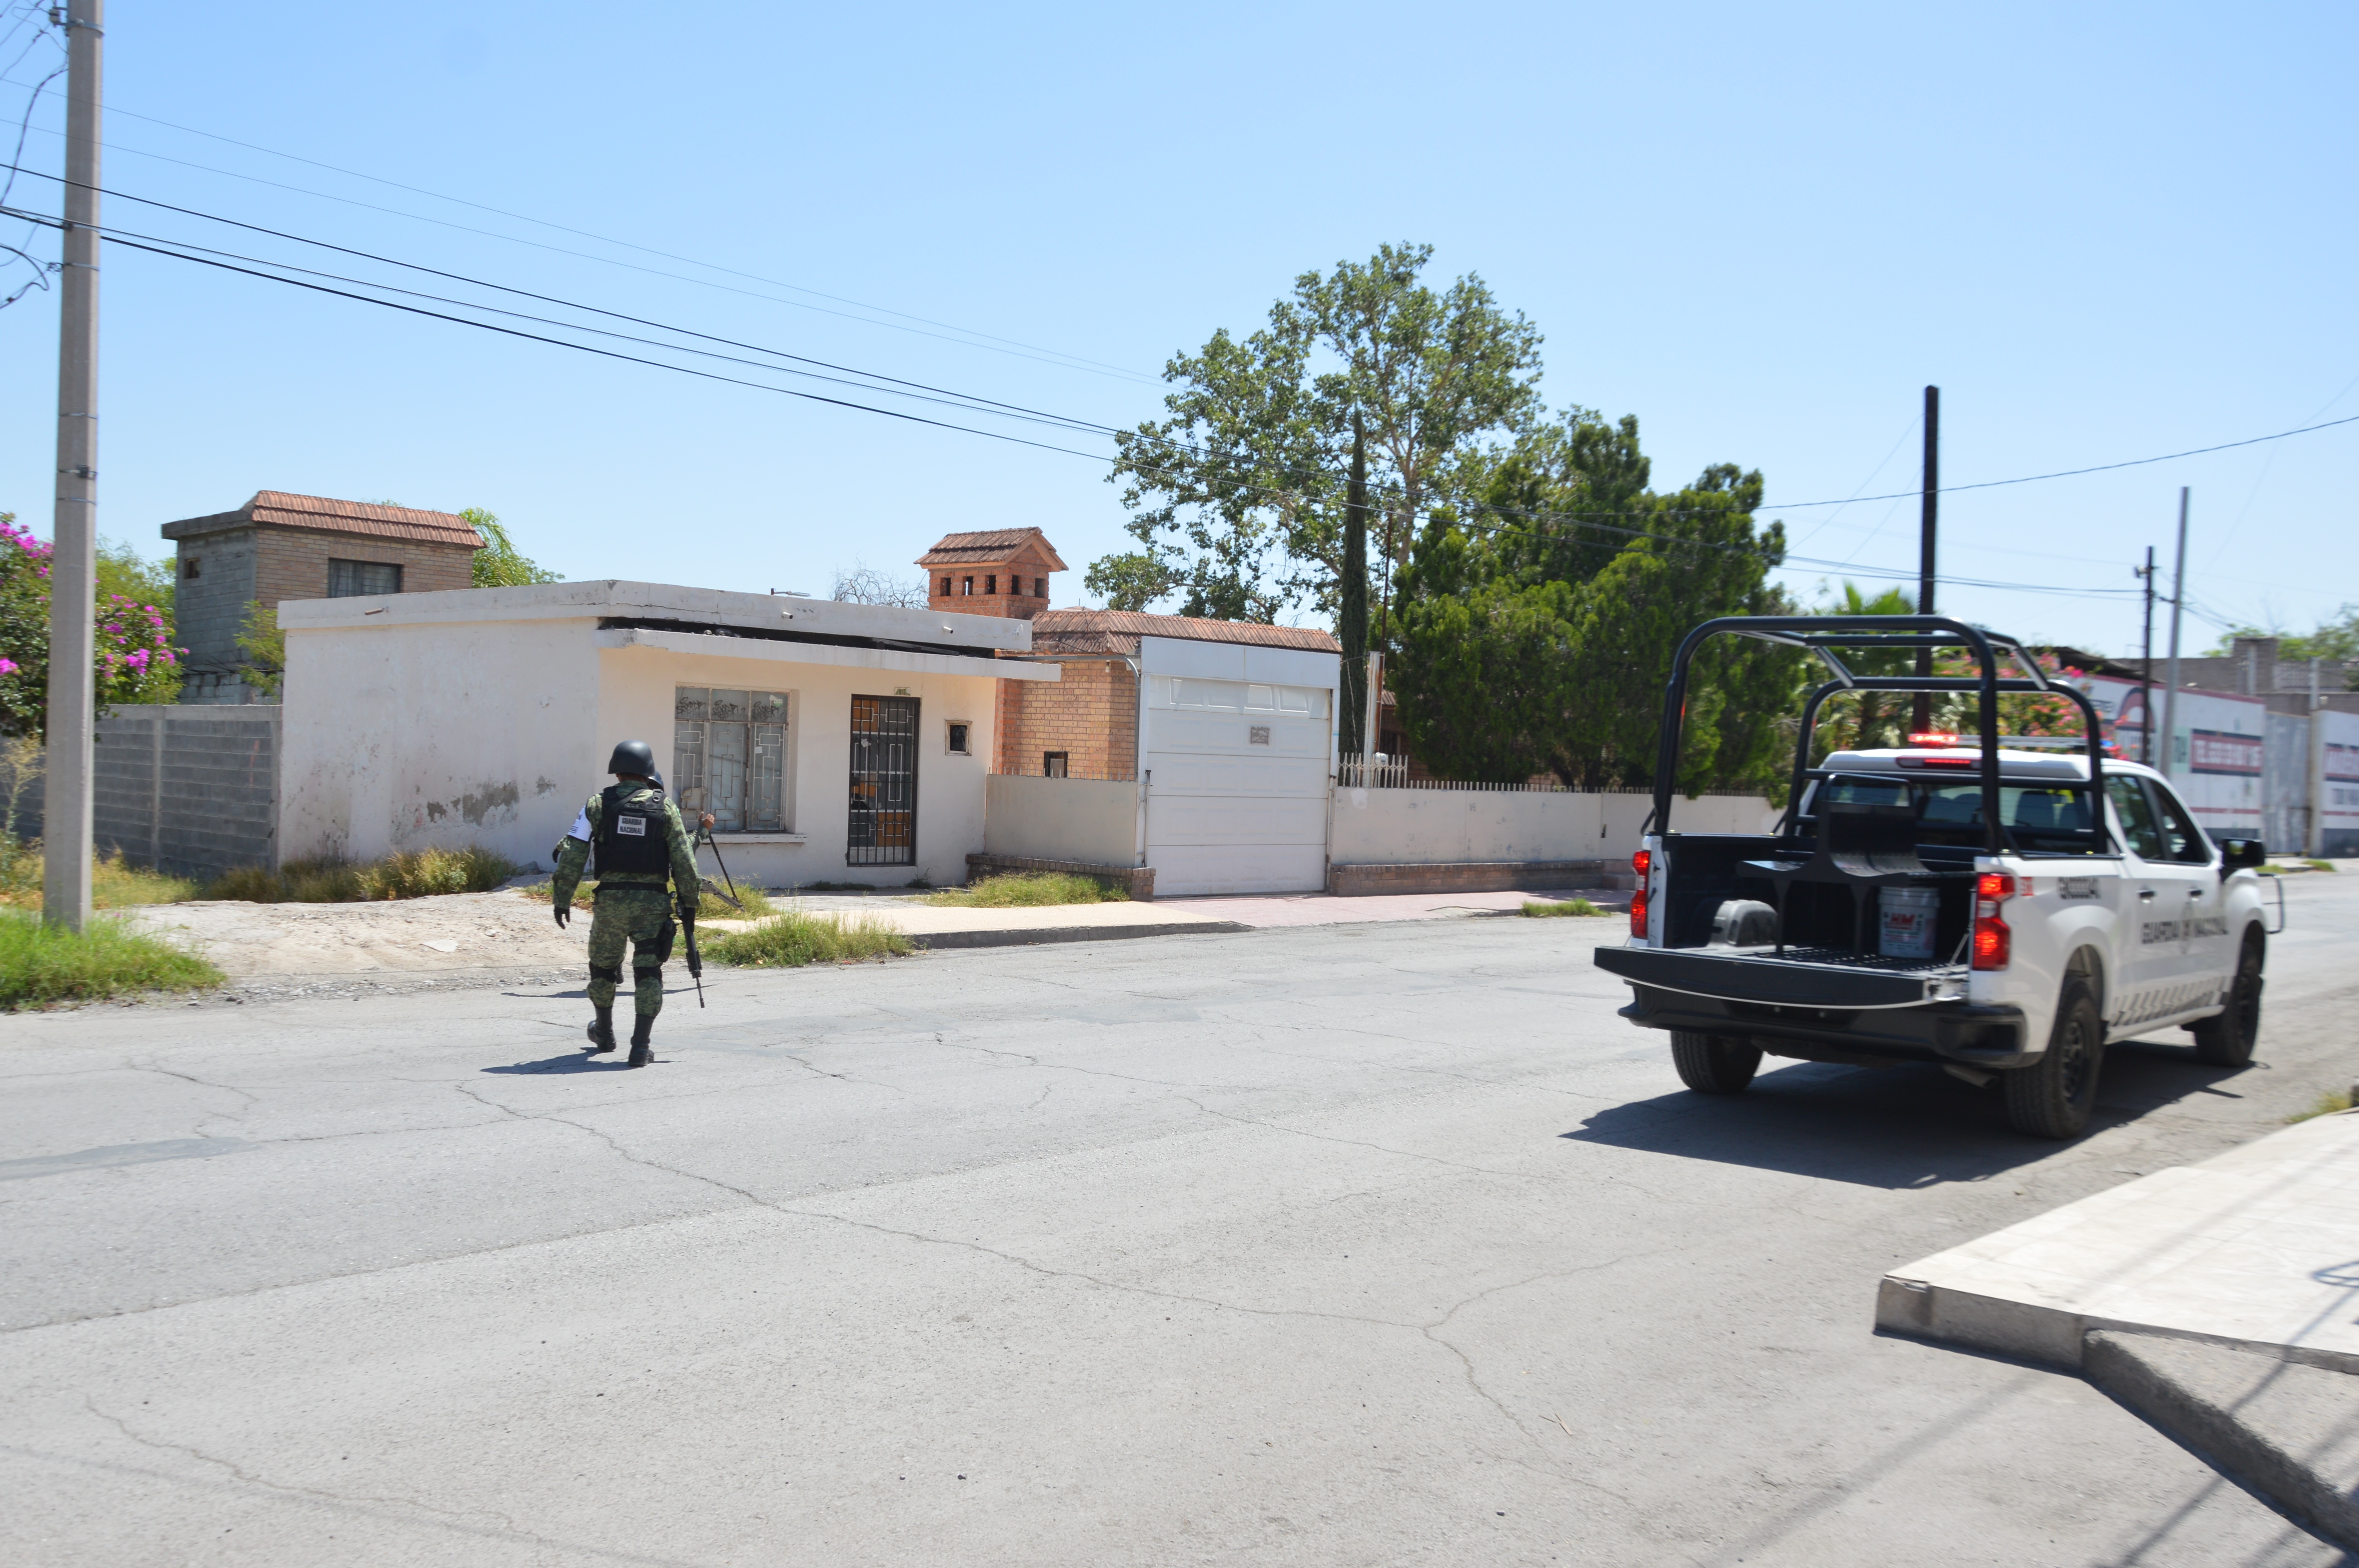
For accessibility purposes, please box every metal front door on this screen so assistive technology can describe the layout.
[847,695,918,866]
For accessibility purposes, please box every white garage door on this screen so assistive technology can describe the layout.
[1139,636,1338,897]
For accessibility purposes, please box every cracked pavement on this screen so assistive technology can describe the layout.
[4,879,2356,1566]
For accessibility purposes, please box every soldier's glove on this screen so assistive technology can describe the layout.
[554,901,571,929]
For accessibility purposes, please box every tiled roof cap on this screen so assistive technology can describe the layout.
[917,527,1068,570]
[161,491,485,548]
[1028,608,1340,654]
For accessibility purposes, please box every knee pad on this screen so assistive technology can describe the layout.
[589,962,623,983]
[633,964,663,983]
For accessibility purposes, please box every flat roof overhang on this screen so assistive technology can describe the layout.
[594,626,1060,682]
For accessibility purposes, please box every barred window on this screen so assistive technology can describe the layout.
[675,686,789,832]
[327,559,402,597]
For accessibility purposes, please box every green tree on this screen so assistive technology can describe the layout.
[1106,243,1543,628]
[2209,605,2359,682]
[1390,437,1805,793]
[466,508,562,588]
[1081,551,1180,613]
[235,602,284,699]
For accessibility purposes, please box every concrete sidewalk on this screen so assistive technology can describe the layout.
[1878,1107,2359,1550]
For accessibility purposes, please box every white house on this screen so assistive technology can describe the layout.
[275,580,1057,887]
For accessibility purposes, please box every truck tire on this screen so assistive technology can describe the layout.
[2190,931,2264,1068]
[2005,979,2105,1139]
[1671,1031,1761,1095]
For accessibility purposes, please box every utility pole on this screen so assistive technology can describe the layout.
[2138,545,2155,766]
[1912,385,1939,735]
[41,0,102,933]
[2159,488,2189,780]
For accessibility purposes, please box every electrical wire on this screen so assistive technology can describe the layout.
[0,169,2340,611]
[0,78,1161,385]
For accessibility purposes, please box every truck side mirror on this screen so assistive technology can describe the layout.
[2218,838,2266,872]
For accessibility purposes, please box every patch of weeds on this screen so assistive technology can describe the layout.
[925,872,1129,909]
[202,846,518,903]
[2287,1088,2354,1123]
[1523,898,1608,917]
[0,835,202,910]
[2304,858,2335,872]
[705,909,913,967]
[0,908,223,1009]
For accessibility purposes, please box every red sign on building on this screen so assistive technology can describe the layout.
[2188,728,2263,776]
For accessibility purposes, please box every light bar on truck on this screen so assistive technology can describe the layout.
[1905,731,1960,747]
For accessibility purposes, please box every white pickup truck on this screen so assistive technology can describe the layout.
[1594,615,2279,1139]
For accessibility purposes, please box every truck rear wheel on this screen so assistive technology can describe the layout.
[1671,1031,1761,1095]
[2005,980,2104,1139]
[2190,932,2263,1068]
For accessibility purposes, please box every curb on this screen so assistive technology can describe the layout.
[908,921,1251,951]
[2083,1328,2359,1553]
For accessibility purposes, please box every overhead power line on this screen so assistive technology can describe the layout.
[2,166,2346,609]
[0,77,1160,385]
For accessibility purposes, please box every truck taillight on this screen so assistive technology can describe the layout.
[1629,890,1648,938]
[1972,872,2014,970]
[1632,849,1650,879]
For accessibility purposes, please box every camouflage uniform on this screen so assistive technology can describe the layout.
[551,782,701,1020]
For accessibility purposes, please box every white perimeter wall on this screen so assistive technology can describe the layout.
[983,774,1139,866]
[1330,788,1777,867]
[280,615,601,867]
[596,641,1003,889]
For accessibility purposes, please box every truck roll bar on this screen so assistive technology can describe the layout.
[1652,616,2109,854]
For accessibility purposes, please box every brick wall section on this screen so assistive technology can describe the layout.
[994,658,1138,779]
[252,526,476,609]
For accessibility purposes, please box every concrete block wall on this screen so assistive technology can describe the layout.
[994,657,1138,779]
[91,706,281,878]
[170,526,260,703]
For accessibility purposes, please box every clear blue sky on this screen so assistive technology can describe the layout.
[0,1,2350,660]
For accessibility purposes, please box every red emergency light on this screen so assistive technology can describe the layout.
[1905,731,1960,747]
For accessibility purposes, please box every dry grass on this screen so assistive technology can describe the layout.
[1523,897,1609,917]
[201,846,519,904]
[520,880,775,920]
[2288,1088,2355,1123]
[925,872,1129,908]
[704,909,913,967]
[0,836,202,911]
[0,908,223,1009]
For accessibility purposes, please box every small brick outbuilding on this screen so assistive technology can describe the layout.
[162,492,484,702]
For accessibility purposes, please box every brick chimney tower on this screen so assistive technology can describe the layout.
[918,528,1067,621]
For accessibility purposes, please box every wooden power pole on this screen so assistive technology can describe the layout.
[1912,385,1938,735]
[41,0,103,932]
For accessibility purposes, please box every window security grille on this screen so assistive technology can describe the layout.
[675,687,788,831]
[847,694,919,865]
[947,722,970,755]
[327,559,402,597]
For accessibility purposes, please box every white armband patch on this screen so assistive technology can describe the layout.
[567,809,591,842]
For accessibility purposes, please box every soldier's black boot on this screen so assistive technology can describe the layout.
[627,1013,654,1068]
[586,1006,617,1054]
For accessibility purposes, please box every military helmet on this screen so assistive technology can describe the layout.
[607,739,657,777]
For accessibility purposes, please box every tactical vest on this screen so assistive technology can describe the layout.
[594,784,672,878]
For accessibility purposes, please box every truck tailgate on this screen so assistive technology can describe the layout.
[1595,945,1968,1009]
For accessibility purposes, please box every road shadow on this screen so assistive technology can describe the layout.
[1562,1039,2257,1188]
[482,1051,640,1075]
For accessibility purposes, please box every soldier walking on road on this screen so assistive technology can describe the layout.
[550,740,708,1067]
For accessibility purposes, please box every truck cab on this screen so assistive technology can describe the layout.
[1594,615,2275,1138]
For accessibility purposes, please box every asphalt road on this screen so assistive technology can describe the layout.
[4,875,2356,1567]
